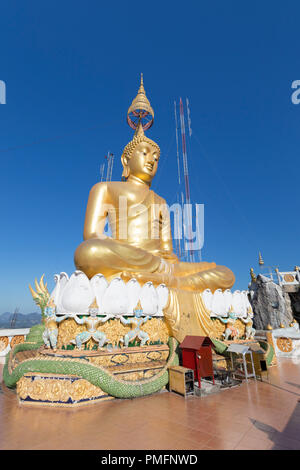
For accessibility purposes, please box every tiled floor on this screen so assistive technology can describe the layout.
[0,358,300,450]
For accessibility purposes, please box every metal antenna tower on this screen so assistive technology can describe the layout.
[179,97,195,263]
[10,307,19,328]
[100,163,105,182]
[105,152,115,181]
[186,97,201,261]
[186,98,192,137]
[109,153,114,181]
[175,193,182,261]
[174,101,181,186]
[174,101,182,260]
[105,152,111,181]
[180,190,187,261]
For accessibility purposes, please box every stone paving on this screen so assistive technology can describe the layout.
[0,358,300,450]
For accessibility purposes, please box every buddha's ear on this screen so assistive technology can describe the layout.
[121,155,130,179]
[122,166,130,179]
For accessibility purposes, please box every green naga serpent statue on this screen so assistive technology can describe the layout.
[6,274,179,399]
[3,324,179,399]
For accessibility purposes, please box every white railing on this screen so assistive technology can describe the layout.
[277,271,300,287]
[257,270,300,287]
[0,328,30,361]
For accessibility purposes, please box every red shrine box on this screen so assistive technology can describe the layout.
[179,336,215,388]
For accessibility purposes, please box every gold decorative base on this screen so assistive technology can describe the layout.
[17,372,113,407]
[56,317,170,349]
[39,344,169,369]
[165,289,248,342]
[16,344,170,407]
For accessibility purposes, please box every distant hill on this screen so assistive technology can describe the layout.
[0,312,41,329]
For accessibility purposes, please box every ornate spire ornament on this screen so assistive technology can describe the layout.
[250,267,257,282]
[258,252,264,266]
[127,74,154,131]
[121,75,160,180]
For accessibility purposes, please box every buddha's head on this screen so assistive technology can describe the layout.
[121,129,160,185]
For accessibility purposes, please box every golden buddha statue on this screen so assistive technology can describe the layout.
[74,76,235,342]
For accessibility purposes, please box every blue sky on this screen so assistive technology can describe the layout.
[1,1,300,313]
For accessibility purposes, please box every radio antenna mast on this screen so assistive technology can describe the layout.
[186,98,192,137]
[10,307,19,328]
[105,152,114,181]
[174,101,181,186]
[100,163,105,182]
[179,97,195,263]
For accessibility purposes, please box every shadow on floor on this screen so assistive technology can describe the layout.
[249,400,300,450]
[249,418,277,440]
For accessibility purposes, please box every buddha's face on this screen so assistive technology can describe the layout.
[127,142,159,184]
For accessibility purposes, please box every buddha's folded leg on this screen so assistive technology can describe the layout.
[119,261,235,293]
[176,265,235,292]
[74,238,161,279]
[173,261,218,276]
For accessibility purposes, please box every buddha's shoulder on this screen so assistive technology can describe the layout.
[89,181,123,195]
[150,190,167,205]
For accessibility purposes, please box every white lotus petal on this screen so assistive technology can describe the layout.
[202,289,213,311]
[90,273,108,313]
[223,289,232,317]
[56,272,69,313]
[157,284,169,315]
[140,281,159,316]
[211,289,226,317]
[126,278,141,314]
[231,290,243,317]
[49,274,60,306]
[240,291,249,318]
[102,278,129,315]
[61,271,94,313]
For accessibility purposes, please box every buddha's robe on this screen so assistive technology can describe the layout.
[74,181,235,293]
